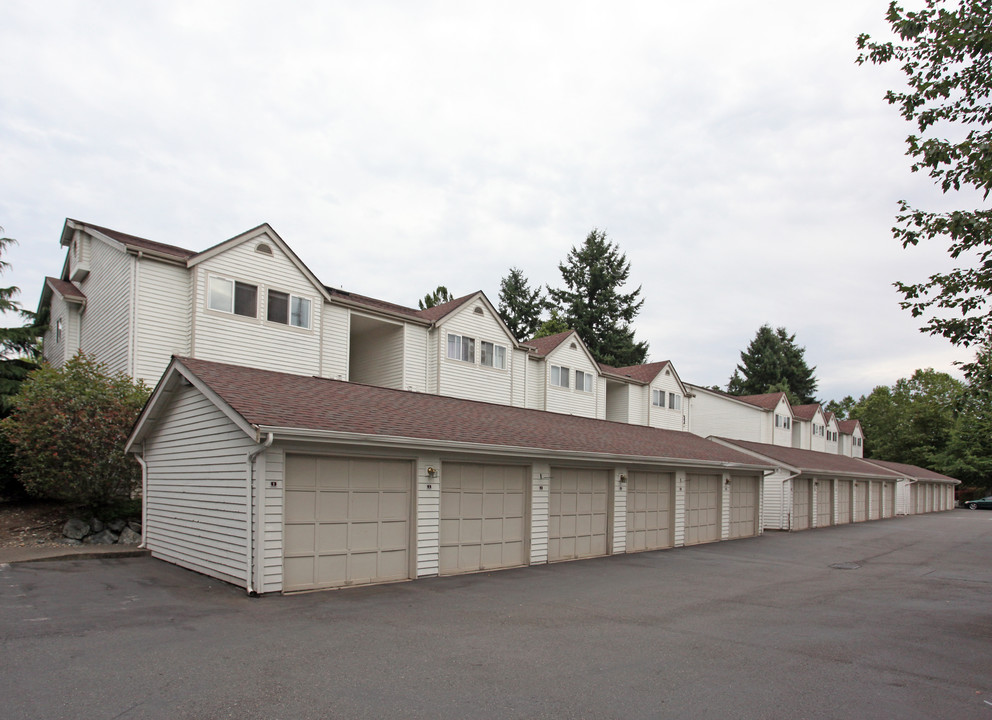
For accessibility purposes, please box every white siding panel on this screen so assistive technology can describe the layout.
[134,260,190,385]
[404,325,429,393]
[761,470,792,531]
[511,349,527,409]
[43,292,69,367]
[612,467,627,554]
[192,240,323,376]
[530,463,550,564]
[350,318,404,388]
[320,303,350,380]
[261,449,285,594]
[526,358,546,410]
[435,303,515,405]
[689,392,764,442]
[605,382,631,423]
[416,454,441,577]
[544,342,599,418]
[78,239,133,375]
[647,372,686,431]
[143,384,257,589]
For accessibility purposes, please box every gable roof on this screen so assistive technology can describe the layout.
[44,277,86,302]
[326,286,427,322]
[824,411,838,427]
[861,458,958,483]
[129,357,772,470]
[522,330,574,357]
[791,403,823,421]
[736,392,790,412]
[710,437,904,480]
[603,361,671,384]
[838,418,863,435]
[61,219,195,261]
[415,292,476,322]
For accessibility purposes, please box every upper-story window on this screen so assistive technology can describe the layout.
[828,430,837,442]
[447,334,475,363]
[480,341,506,369]
[267,289,311,329]
[551,365,570,388]
[208,277,257,318]
[56,318,63,343]
[775,414,791,429]
[652,389,665,407]
[668,393,681,410]
[575,370,593,392]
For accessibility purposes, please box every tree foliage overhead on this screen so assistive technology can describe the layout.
[857,1,992,353]
[727,325,819,404]
[546,229,648,367]
[417,285,453,310]
[532,310,570,340]
[1,354,149,508]
[497,267,544,342]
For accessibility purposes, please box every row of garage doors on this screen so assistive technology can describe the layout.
[791,478,896,530]
[282,456,761,592]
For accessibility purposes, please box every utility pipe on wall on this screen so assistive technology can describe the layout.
[245,432,274,596]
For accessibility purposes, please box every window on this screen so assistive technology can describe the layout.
[775,414,782,428]
[668,393,681,410]
[551,365,569,388]
[575,371,593,392]
[480,341,506,369]
[652,389,665,407]
[267,289,311,329]
[447,334,475,363]
[55,318,63,343]
[208,277,257,318]
[784,417,791,429]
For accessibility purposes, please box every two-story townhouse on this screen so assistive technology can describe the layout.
[521,330,605,419]
[791,404,828,452]
[824,412,840,454]
[837,419,864,458]
[600,361,689,431]
[686,387,794,447]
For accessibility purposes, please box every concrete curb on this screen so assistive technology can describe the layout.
[0,546,150,565]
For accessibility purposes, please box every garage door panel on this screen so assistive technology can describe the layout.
[285,524,315,554]
[316,524,347,552]
[349,492,379,518]
[285,490,315,523]
[482,493,504,517]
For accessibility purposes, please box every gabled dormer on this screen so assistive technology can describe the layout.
[523,330,602,418]
[838,419,865,458]
[791,403,827,451]
[731,392,794,447]
[600,360,689,430]
[824,412,841,454]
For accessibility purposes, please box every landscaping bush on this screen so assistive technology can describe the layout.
[0,354,150,508]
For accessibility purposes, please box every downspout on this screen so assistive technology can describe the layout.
[135,448,148,550]
[245,432,274,596]
[778,469,802,530]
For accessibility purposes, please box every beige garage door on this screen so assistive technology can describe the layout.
[685,473,721,545]
[792,479,810,531]
[836,480,852,524]
[283,455,411,592]
[815,480,833,528]
[869,481,882,520]
[439,463,527,574]
[854,482,869,521]
[626,471,674,552]
[728,475,758,539]
[883,482,895,518]
[549,467,609,561]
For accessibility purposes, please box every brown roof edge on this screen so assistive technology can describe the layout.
[65,219,196,260]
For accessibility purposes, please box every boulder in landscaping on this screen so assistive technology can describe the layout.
[83,528,119,545]
[62,518,90,540]
[117,526,141,545]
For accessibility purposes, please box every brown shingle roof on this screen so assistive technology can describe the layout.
[713,438,903,478]
[791,403,822,421]
[602,361,671,384]
[45,277,86,301]
[326,287,425,319]
[73,220,196,260]
[861,458,958,483]
[735,392,788,411]
[174,357,769,467]
[837,419,862,435]
[522,330,574,357]
[415,292,476,322]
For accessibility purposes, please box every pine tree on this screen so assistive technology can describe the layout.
[497,267,544,341]
[418,285,453,310]
[546,229,648,366]
[727,325,818,404]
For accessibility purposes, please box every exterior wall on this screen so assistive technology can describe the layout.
[259,448,284,594]
[543,341,600,418]
[689,391,764,443]
[810,410,827,453]
[78,238,134,375]
[761,470,794,531]
[511,348,528,408]
[825,417,840,455]
[646,371,686,431]
[43,291,70,366]
[526,358,546,410]
[672,470,687,547]
[792,420,810,450]
[771,397,793,447]
[192,239,323,376]
[612,466,627,554]
[605,382,632,423]
[416,454,441,578]
[141,384,257,588]
[529,462,551,565]
[133,259,191,385]
[434,302,515,406]
[320,303,350,380]
[350,319,404,389]
[895,479,912,515]
[852,429,864,458]
[596,377,607,420]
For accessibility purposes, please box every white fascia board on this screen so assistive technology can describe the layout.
[254,425,774,472]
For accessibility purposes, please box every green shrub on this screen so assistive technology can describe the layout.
[0,354,150,508]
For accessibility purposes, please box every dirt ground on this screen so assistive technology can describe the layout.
[0,500,77,550]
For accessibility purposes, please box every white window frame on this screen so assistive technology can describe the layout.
[551,365,570,388]
[208,276,257,318]
[447,333,475,363]
[652,389,665,408]
[668,392,681,411]
[266,288,311,329]
[575,370,593,393]
[480,341,507,370]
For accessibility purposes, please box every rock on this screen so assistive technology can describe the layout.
[64,538,82,546]
[89,517,105,533]
[83,529,119,545]
[63,518,90,540]
[127,521,142,534]
[107,519,126,533]
[117,526,141,545]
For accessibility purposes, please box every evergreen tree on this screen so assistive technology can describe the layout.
[546,229,648,366]
[497,267,544,341]
[531,310,570,340]
[824,395,857,421]
[418,285,453,310]
[727,325,818,403]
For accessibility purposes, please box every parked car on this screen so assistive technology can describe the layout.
[965,496,992,510]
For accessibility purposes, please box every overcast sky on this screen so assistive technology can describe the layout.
[0,1,978,401]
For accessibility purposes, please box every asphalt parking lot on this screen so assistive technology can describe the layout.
[2,511,990,720]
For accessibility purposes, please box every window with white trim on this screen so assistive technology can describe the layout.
[208,277,257,318]
[480,341,506,369]
[551,365,569,388]
[668,393,681,410]
[56,318,63,343]
[652,389,665,407]
[447,334,475,363]
[575,370,593,392]
[266,289,311,329]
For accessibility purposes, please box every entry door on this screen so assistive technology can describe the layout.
[439,463,527,574]
[626,471,674,552]
[549,468,610,561]
[685,474,721,545]
[283,455,412,592]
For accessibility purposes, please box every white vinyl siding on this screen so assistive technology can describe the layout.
[403,324,429,393]
[511,348,527,408]
[78,237,133,375]
[142,384,258,588]
[605,382,632,423]
[772,398,792,447]
[320,303,350,380]
[192,238,322,376]
[688,390,765,442]
[526,358,546,410]
[134,260,191,385]
[42,292,69,367]
[760,470,792,531]
[350,316,404,389]
[544,341,599,418]
[647,371,686,431]
[260,449,285,593]
[435,302,515,406]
